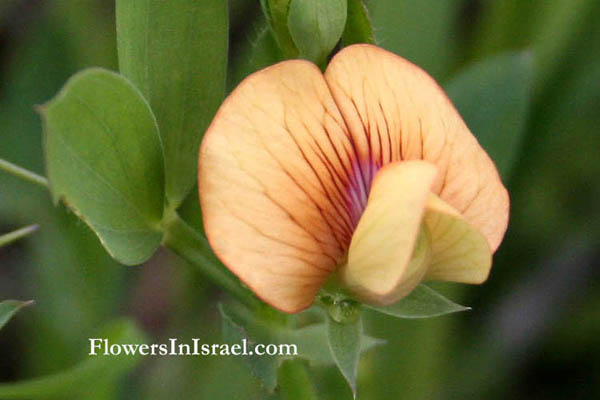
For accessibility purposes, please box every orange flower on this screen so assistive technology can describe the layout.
[198,45,509,313]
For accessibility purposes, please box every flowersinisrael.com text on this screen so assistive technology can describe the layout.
[89,338,298,357]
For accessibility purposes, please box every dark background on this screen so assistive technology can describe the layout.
[1,0,598,399]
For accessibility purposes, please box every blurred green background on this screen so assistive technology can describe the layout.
[1,0,598,399]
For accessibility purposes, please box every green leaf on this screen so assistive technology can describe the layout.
[0,319,147,398]
[342,0,375,46]
[369,0,462,80]
[263,0,298,59]
[219,302,381,393]
[228,18,283,92]
[445,51,534,179]
[0,225,38,248]
[473,0,598,88]
[41,68,165,265]
[116,0,228,207]
[327,313,362,397]
[287,0,347,65]
[526,0,598,89]
[366,285,470,319]
[0,300,33,331]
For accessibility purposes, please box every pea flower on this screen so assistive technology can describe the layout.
[198,45,509,313]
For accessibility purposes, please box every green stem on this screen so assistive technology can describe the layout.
[161,211,262,310]
[0,158,48,188]
[0,225,39,248]
[0,155,261,311]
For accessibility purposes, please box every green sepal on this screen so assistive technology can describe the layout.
[219,302,382,393]
[287,0,347,65]
[365,285,470,319]
[342,0,376,45]
[326,311,362,398]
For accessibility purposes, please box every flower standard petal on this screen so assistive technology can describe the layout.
[199,60,358,313]
[200,44,511,312]
[324,44,509,252]
[338,161,437,305]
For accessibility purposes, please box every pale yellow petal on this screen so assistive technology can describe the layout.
[324,44,509,252]
[424,194,492,284]
[338,160,437,305]
[199,61,358,313]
